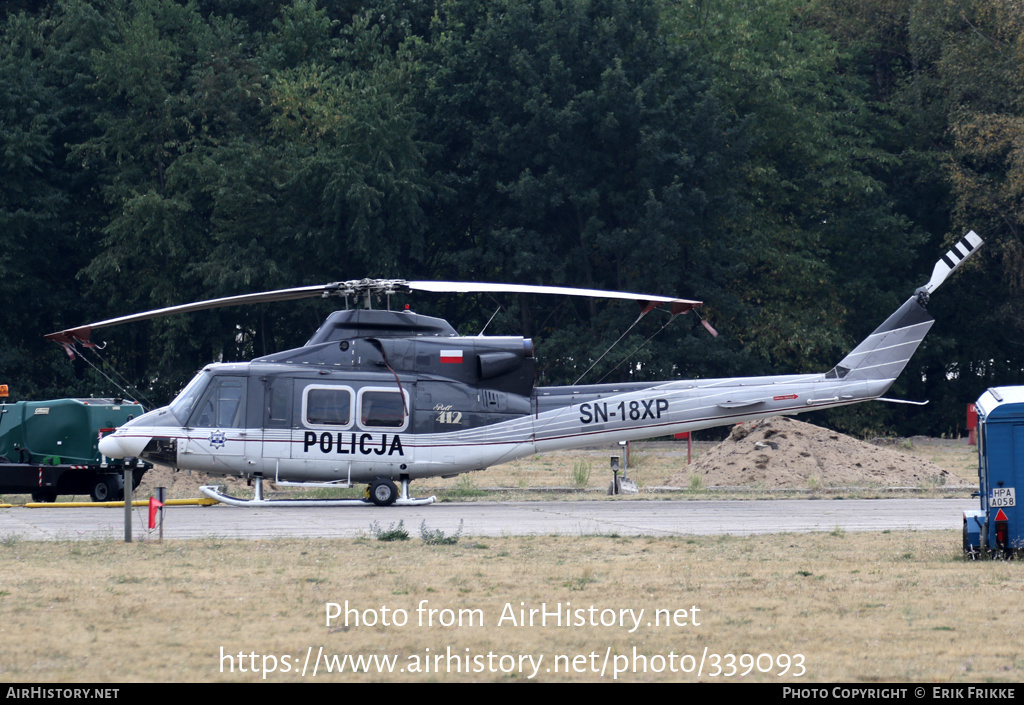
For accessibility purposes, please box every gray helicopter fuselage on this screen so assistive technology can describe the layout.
[103,334,894,485]
[82,231,984,500]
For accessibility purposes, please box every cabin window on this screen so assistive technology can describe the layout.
[266,377,292,428]
[359,389,408,430]
[188,377,246,428]
[304,387,353,427]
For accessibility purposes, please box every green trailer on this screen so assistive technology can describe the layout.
[0,398,149,502]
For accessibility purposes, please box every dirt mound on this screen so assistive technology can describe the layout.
[667,416,952,488]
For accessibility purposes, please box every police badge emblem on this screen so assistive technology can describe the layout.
[209,430,226,449]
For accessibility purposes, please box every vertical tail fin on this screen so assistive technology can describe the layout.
[826,299,934,381]
[827,231,983,382]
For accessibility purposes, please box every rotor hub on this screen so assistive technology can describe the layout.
[323,279,412,298]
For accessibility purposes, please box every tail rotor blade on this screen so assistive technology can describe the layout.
[919,230,983,297]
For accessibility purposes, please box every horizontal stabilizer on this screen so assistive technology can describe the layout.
[876,397,929,406]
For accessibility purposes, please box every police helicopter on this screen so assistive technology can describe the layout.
[46,232,982,507]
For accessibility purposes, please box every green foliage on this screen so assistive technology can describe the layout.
[688,473,703,493]
[563,567,597,591]
[369,519,409,542]
[408,0,737,378]
[668,0,919,374]
[571,460,592,489]
[440,474,487,500]
[0,6,99,398]
[419,519,464,545]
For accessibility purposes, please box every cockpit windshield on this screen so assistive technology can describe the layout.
[168,369,213,425]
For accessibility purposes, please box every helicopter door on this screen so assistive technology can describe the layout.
[183,375,248,473]
[257,376,293,467]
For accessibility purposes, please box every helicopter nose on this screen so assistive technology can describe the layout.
[99,433,150,459]
[98,433,125,458]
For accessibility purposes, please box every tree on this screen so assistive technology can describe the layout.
[893,0,1024,433]
[407,0,741,384]
[664,0,944,435]
[0,5,111,398]
[72,0,436,401]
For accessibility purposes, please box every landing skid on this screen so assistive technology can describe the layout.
[199,478,436,507]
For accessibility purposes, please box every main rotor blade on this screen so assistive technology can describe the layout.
[407,281,702,314]
[45,284,328,346]
[46,278,703,346]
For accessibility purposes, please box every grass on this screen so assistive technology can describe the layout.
[0,531,1020,682]
[0,437,989,683]
[438,474,489,501]
[570,460,591,489]
[419,519,464,545]
[369,520,410,541]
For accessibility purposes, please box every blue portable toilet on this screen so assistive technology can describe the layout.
[964,386,1024,557]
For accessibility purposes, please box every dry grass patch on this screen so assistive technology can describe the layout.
[0,530,1019,682]
[899,438,979,484]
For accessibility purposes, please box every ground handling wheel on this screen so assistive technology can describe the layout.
[368,479,398,507]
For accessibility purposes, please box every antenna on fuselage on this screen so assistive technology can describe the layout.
[478,306,503,336]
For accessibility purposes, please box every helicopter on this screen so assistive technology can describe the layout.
[46,231,982,507]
